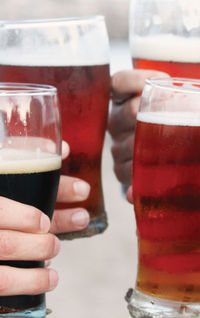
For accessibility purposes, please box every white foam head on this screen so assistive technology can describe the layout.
[0,17,110,66]
[0,137,61,173]
[0,148,61,174]
[130,34,200,63]
[137,111,200,127]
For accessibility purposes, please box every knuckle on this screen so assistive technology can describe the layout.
[111,72,121,90]
[127,135,134,152]
[111,144,118,158]
[0,269,10,294]
[39,234,55,259]
[26,207,42,229]
[51,214,62,234]
[107,115,116,136]
[31,269,49,295]
[0,232,15,257]
[113,163,123,182]
[130,99,139,118]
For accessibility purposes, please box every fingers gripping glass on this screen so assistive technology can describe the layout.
[0,83,61,317]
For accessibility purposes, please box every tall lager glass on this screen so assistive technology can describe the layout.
[127,78,200,318]
[0,83,61,317]
[0,17,110,239]
[129,0,200,78]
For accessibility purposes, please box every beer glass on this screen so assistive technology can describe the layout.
[129,0,200,78]
[127,77,200,317]
[0,83,61,317]
[0,17,110,239]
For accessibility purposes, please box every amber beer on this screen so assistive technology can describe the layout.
[132,111,200,302]
[131,35,200,78]
[0,63,110,220]
[0,149,61,313]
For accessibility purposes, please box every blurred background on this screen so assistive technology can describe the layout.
[0,0,138,317]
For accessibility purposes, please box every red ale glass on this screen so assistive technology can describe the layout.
[129,0,200,78]
[131,35,200,78]
[133,114,200,302]
[0,17,110,239]
[128,78,200,318]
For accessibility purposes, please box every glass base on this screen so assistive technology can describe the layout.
[0,304,46,318]
[125,288,200,318]
[57,210,108,240]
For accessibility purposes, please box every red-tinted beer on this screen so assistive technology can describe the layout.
[132,111,200,302]
[0,64,110,218]
[131,35,200,78]
[133,59,200,79]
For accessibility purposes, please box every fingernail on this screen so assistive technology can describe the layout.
[53,237,60,256]
[62,141,70,158]
[40,214,51,233]
[73,181,90,199]
[49,269,59,290]
[71,210,90,228]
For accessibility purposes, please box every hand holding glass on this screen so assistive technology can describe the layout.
[0,83,61,317]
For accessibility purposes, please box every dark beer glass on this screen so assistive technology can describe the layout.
[129,0,200,78]
[127,78,200,317]
[0,83,61,317]
[0,17,110,239]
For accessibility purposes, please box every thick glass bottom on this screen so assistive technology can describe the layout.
[57,210,108,240]
[0,304,46,318]
[126,288,200,318]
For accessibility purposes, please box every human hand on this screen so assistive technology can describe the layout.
[50,141,91,234]
[0,196,60,296]
[126,186,133,204]
[108,69,168,187]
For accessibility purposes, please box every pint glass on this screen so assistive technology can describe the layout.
[129,0,200,78]
[0,17,110,239]
[127,78,200,317]
[0,83,61,317]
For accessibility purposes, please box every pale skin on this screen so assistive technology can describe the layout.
[0,140,91,296]
[108,69,168,201]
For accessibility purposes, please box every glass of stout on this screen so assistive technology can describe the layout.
[129,0,200,78]
[0,83,61,317]
[0,17,110,239]
[127,77,200,318]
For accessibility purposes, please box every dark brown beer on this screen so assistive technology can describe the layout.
[0,149,61,313]
[0,64,110,219]
[132,111,200,302]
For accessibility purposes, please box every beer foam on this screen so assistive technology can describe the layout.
[130,34,200,63]
[0,19,110,66]
[0,47,109,66]
[137,111,200,127]
[0,149,61,174]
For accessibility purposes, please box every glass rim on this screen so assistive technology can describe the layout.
[0,15,105,28]
[0,82,57,96]
[146,77,200,94]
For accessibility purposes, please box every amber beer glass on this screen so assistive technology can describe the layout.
[127,78,200,318]
[0,83,61,317]
[0,17,110,239]
[129,0,200,78]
